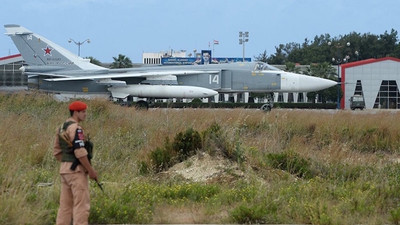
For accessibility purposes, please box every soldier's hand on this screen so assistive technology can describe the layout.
[88,169,98,180]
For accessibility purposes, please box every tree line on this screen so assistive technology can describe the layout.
[256,29,400,65]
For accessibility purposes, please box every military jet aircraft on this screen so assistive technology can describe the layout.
[4,24,336,110]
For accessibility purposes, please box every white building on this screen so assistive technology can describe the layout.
[341,57,400,109]
[142,50,187,65]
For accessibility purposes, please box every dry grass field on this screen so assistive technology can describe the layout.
[1,92,400,224]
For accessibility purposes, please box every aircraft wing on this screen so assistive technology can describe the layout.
[25,72,72,78]
[44,70,220,81]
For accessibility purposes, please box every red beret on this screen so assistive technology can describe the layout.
[69,101,87,111]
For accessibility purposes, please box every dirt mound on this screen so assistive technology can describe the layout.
[162,152,245,183]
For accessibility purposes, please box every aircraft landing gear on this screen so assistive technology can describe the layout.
[260,93,274,112]
[261,103,272,112]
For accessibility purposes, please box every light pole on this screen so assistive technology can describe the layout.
[239,31,249,62]
[355,50,360,61]
[68,38,90,57]
[328,41,350,109]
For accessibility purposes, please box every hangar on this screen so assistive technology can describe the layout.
[341,57,400,109]
[0,54,26,91]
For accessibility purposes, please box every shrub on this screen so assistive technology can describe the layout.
[150,146,174,172]
[322,163,363,182]
[391,207,400,225]
[230,203,278,224]
[191,98,203,104]
[202,122,224,156]
[173,128,202,162]
[266,151,314,179]
[149,128,202,172]
[202,123,245,163]
[138,161,150,175]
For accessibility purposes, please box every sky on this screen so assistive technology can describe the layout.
[0,0,399,63]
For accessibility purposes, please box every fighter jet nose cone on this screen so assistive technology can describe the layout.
[324,79,338,89]
[299,75,337,92]
[315,77,338,90]
[281,72,338,92]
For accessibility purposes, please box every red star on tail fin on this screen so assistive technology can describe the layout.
[43,46,52,56]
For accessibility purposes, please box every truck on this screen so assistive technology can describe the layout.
[349,95,365,110]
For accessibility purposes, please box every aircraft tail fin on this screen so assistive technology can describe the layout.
[4,24,104,71]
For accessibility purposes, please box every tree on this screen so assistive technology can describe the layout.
[86,56,102,66]
[394,43,400,58]
[111,54,133,68]
[254,50,268,62]
[256,29,400,66]
[284,62,301,73]
[267,44,287,64]
[379,29,398,57]
[308,62,336,80]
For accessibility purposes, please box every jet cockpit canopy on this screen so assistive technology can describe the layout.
[254,62,281,71]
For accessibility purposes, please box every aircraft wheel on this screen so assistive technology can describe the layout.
[260,104,272,112]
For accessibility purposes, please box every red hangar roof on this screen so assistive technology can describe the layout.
[340,57,400,109]
[0,54,23,65]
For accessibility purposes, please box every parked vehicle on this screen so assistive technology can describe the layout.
[350,95,365,110]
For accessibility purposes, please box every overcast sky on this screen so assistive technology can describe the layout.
[1,0,399,63]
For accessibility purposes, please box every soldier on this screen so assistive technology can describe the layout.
[53,101,98,225]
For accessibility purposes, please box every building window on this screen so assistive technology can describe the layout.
[373,80,400,109]
[354,80,363,96]
[0,62,25,86]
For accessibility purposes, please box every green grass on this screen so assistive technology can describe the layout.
[2,92,400,224]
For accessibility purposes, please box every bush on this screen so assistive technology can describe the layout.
[202,123,223,156]
[391,207,400,225]
[266,151,314,179]
[191,98,203,104]
[202,123,245,163]
[173,128,202,162]
[138,161,150,175]
[230,203,278,224]
[150,146,174,172]
[149,128,202,172]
